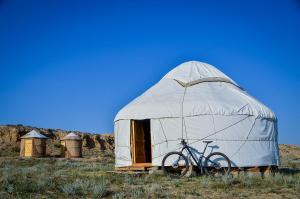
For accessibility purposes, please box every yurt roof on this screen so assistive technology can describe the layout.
[61,133,82,140]
[163,61,238,87]
[114,61,276,121]
[20,130,48,139]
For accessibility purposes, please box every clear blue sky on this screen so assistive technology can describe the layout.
[0,0,299,144]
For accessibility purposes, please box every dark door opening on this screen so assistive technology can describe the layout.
[131,119,152,164]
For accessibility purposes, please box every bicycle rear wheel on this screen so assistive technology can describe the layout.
[204,152,231,176]
[161,152,189,178]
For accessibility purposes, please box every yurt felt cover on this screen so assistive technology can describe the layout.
[20,137,47,157]
[64,140,82,158]
[20,130,48,139]
[114,61,279,168]
[62,133,82,140]
[61,133,82,158]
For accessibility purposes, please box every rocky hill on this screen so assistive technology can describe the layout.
[0,125,114,157]
[279,144,300,168]
[1,125,299,168]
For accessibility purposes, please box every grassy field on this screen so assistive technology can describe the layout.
[0,149,299,199]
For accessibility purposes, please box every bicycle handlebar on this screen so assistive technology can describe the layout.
[178,138,213,146]
[178,138,187,145]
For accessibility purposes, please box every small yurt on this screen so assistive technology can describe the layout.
[61,133,82,158]
[114,61,279,170]
[20,130,48,157]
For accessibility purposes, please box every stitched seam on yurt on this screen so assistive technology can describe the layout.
[183,117,188,141]
[181,87,187,138]
[150,115,251,159]
[229,117,257,159]
[158,119,168,147]
[114,114,275,122]
[174,77,242,89]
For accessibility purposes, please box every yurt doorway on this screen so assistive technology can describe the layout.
[130,119,152,165]
[24,139,33,157]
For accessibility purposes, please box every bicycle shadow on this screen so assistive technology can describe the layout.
[184,143,239,167]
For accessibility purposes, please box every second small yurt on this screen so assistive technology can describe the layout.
[20,130,48,157]
[61,133,82,158]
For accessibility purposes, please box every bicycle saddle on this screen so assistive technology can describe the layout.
[203,140,213,144]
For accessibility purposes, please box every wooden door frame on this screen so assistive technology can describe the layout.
[130,120,152,167]
[24,139,33,157]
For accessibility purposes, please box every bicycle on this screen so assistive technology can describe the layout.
[161,139,231,178]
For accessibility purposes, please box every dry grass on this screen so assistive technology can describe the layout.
[0,149,300,199]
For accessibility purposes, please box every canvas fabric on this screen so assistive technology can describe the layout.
[114,61,279,167]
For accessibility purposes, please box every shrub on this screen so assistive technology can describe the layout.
[61,177,108,197]
[61,179,87,195]
[198,176,212,188]
[149,183,162,198]
[92,183,107,198]
[5,184,14,194]
[130,186,145,198]
[53,142,61,148]
[112,192,125,199]
[12,146,20,153]
[124,174,134,185]
[61,182,82,195]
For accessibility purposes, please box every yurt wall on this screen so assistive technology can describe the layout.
[20,138,47,157]
[20,139,25,157]
[64,139,82,158]
[61,133,83,158]
[60,140,66,157]
[31,138,46,157]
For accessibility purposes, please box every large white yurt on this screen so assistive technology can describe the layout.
[114,61,279,169]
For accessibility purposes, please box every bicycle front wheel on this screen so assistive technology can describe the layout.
[161,152,189,178]
[204,152,231,176]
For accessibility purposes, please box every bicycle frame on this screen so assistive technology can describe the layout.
[180,141,210,173]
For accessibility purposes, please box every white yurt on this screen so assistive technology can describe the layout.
[114,61,279,169]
